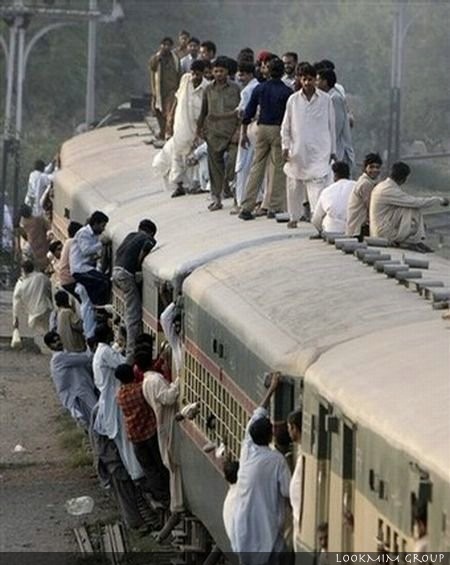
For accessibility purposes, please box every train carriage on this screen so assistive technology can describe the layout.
[53,121,450,557]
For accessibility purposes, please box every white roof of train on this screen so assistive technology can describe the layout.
[308,319,450,482]
[183,239,450,480]
[56,124,318,284]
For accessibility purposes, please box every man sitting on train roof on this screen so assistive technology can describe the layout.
[112,219,157,363]
[69,211,111,307]
[346,152,383,240]
[229,373,291,564]
[311,161,355,237]
[370,161,449,253]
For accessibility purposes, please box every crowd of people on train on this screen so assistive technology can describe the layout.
[7,29,436,562]
[150,31,448,253]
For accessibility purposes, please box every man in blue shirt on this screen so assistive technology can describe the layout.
[238,58,292,220]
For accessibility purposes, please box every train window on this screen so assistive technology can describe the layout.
[379,479,387,500]
[377,519,384,542]
[183,350,250,459]
[401,539,407,553]
[64,207,71,219]
[369,469,375,491]
[393,532,399,555]
[442,512,447,533]
[385,525,391,549]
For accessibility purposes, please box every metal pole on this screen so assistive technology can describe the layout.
[393,3,405,164]
[387,7,398,170]
[85,0,98,126]
[0,20,17,252]
[15,24,25,137]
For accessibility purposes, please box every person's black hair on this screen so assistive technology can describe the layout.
[22,260,34,274]
[135,333,154,347]
[213,56,230,70]
[317,68,336,88]
[287,409,303,433]
[34,159,46,172]
[203,61,212,70]
[363,152,383,168]
[134,350,153,371]
[48,240,62,255]
[115,363,135,384]
[44,330,60,348]
[161,37,174,46]
[226,57,238,76]
[54,289,70,308]
[249,416,272,446]
[317,522,329,534]
[89,210,109,226]
[238,62,255,75]
[223,460,239,484]
[332,161,350,179]
[191,59,206,73]
[188,36,200,46]
[297,62,317,78]
[200,40,216,56]
[283,51,298,62]
[20,203,32,218]
[391,161,411,183]
[67,221,83,238]
[237,47,254,63]
[94,323,113,344]
[179,30,190,37]
[320,59,335,70]
[269,58,285,79]
[138,219,157,236]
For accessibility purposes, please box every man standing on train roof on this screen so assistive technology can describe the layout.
[369,161,449,252]
[149,37,181,140]
[69,210,110,307]
[316,67,355,171]
[282,52,298,90]
[281,62,336,229]
[311,161,355,236]
[197,56,241,211]
[166,60,209,198]
[174,30,190,60]
[199,40,217,64]
[346,152,383,240]
[238,58,292,221]
[180,36,200,74]
[230,372,291,564]
[112,219,157,362]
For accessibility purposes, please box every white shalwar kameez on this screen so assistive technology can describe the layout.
[12,271,52,332]
[93,343,143,480]
[169,74,209,188]
[281,89,336,217]
[142,372,183,513]
[230,407,291,565]
[289,449,304,552]
[312,178,356,233]
[25,169,53,216]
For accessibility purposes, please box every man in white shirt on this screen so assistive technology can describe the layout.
[70,210,110,306]
[230,373,291,564]
[317,68,355,171]
[312,161,355,235]
[44,330,97,429]
[281,62,336,229]
[234,62,259,209]
[282,52,298,90]
[25,159,53,217]
[222,459,240,544]
[179,36,200,74]
[287,409,304,552]
[167,60,209,197]
[13,260,52,335]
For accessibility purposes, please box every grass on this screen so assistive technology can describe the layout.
[55,412,93,469]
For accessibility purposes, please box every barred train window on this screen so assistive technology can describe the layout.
[184,350,250,458]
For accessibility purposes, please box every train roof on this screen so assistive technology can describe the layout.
[307,319,450,482]
[183,237,449,376]
[56,124,318,286]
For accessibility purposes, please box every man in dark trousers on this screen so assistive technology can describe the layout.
[239,58,292,220]
[112,219,157,361]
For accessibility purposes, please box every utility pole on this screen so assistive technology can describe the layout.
[85,0,98,126]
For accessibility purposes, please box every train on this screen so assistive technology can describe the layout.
[52,115,450,557]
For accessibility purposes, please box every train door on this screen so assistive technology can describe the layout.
[341,421,356,552]
[315,401,332,541]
